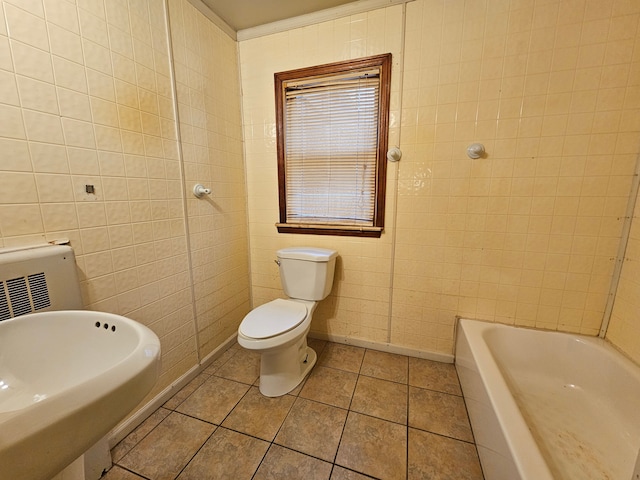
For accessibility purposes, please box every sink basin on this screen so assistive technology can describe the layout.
[0,310,161,480]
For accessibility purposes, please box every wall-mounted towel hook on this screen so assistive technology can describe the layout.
[193,184,211,198]
[467,143,485,159]
[387,146,402,162]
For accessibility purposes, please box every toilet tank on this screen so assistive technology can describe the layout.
[277,247,338,301]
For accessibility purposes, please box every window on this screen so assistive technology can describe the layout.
[274,53,392,238]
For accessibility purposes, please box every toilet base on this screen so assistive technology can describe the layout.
[258,339,317,397]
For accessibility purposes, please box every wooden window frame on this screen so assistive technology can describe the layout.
[274,53,392,238]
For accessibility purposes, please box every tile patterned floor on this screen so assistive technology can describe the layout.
[104,339,484,480]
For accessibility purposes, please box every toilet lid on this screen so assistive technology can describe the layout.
[239,299,308,339]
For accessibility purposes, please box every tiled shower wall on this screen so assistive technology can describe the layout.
[0,0,249,399]
[240,0,640,355]
[392,0,640,352]
[609,184,640,364]
[167,0,250,359]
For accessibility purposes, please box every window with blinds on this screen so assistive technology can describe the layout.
[274,54,392,238]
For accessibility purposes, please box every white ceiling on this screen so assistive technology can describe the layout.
[200,0,358,31]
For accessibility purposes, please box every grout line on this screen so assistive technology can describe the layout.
[173,426,218,479]
[249,441,270,480]
[110,407,172,465]
[112,464,151,479]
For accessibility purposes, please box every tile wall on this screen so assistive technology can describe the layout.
[392,0,640,352]
[167,0,250,359]
[0,0,249,401]
[239,5,404,344]
[240,0,640,356]
[608,183,640,364]
[1,0,640,412]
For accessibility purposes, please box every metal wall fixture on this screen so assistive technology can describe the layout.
[466,143,485,159]
[193,184,212,198]
[387,146,402,162]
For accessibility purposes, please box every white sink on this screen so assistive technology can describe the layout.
[0,310,161,480]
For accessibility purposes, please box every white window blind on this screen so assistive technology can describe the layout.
[283,71,381,226]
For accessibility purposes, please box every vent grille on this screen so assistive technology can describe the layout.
[6,277,30,317]
[0,272,51,321]
[0,285,9,321]
[29,272,51,310]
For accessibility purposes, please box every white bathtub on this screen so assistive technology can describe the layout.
[455,318,640,480]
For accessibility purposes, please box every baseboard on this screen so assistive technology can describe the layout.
[107,332,238,447]
[308,332,454,364]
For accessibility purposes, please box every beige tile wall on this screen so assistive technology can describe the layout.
[239,5,404,344]
[608,183,640,364]
[392,0,640,353]
[240,0,640,356]
[1,0,639,399]
[0,0,249,400]
[167,0,250,359]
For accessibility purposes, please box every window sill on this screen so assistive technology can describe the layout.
[276,223,383,238]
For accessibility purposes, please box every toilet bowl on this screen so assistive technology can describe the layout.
[238,298,317,397]
[237,247,337,397]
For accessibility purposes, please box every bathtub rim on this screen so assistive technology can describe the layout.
[455,318,555,480]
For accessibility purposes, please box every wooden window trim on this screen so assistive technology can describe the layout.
[274,53,392,238]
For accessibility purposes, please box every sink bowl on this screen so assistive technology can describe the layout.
[0,310,161,480]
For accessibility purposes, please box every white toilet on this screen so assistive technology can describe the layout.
[238,247,338,397]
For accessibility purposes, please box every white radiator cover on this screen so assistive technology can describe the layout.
[0,244,83,321]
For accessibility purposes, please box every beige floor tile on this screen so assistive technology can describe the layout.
[163,373,210,410]
[175,376,249,424]
[408,357,462,395]
[408,428,483,480]
[110,341,478,480]
[254,444,333,480]
[101,465,146,480]
[335,412,407,480]
[275,397,348,462]
[177,427,269,479]
[330,466,373,480]
[299,365,358,408]
[318,343,365,373]
[111,407,171,462]
[222,386,295,441]
[350,375,408,424]
[360,349,408,383]
[408,386,474,442]
[118,412,215,480]
[202,347,238,375]
[214,347,261,384]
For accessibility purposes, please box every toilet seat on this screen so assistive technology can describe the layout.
[239,299,307,339]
